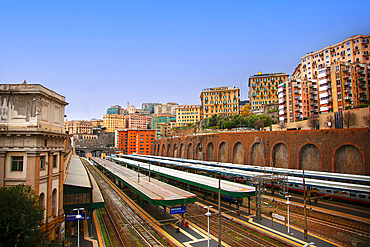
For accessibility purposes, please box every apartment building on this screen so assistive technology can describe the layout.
[125,114,151,129]
[0,82,69,244]
[301,34,370,80]
[151,114,176,129]
[249,72,288,111]
[278,78,319,123]
[103,114,125,132]
[65,120,94,135]
[176,105,201,127]
[106,105,125,115]
[90,118,103,127]
[115,129,155,155]
[154,102,179,115]
[155,122,172,139]
[200,86,240,119]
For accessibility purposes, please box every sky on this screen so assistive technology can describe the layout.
[1,0,370,120]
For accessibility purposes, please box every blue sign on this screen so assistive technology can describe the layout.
[65,212,86,222]
[170,206,186,214]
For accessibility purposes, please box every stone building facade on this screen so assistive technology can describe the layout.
[0,82,70,244]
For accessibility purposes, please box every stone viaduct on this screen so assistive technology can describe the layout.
[152,128,370,175]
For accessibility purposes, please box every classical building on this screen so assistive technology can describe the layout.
[249,72,288,111]
[115,129,155,155]
[175,105,201,127]
[0,82,70,244]
[65,120,94,135]
[301,34,370,80]
[200,86,240,119]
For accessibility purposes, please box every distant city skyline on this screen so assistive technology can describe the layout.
[1,0,370,120]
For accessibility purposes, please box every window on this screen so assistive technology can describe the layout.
[40,156,46,170]
[11,156,23,171]
[53,155,57,168]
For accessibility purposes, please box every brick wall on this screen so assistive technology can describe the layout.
[152,128,370,175]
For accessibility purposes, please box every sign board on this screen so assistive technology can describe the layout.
[272,213,285,221]
[65,212,86,222]
[170,206,186,215]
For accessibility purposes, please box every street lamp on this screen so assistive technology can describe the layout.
[285,195,291,233]
[73,208,84,247]
[204,206,213,247]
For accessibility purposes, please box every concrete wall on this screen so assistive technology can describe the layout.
[152,128,370,175]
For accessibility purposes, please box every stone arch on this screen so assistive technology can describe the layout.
[196,143,203,160]
[299,144,321,171]
[232,142,244,164]
[161,144,165,156]
[173,144,178,158]
[153,145,156,156]
[334,144,363,174]
[157,144,160,156]
[272,143,289,168]
[167,144,172,157]
[219,142,228,163]
[250,142,264,166]
[180,143,185,158]
[187,143,194,159]
[52,188,57,217]
[206,142,214,161]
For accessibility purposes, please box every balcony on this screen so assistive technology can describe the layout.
[309,90,317,94]
[343,82,351,86]
[345,96,353,101]
[362,39,369,44]
[357,68,365,74]
[295,114,303,118]
[310,101,317,106]
[343,74,351,79]
[358,76,366,81]
[294,90,300,93]
[310,108,319,112]
[342,67,350,72]
[293,84,300,88]
[294,96,301,100]
[359,83,367,88]
[309,95,317,100]
[363,52,370,56]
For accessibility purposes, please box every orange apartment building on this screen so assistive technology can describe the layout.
[279,35,370,123]
[301,34,370,80]
[249,72,288,111]
[115,129,155,155]
[200,86,240,119]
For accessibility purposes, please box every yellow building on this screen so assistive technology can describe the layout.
[200,86,240,119]
[249,72,288,111]
[102,114,125,132]
[176,105,201,127]
[301,34,370,80]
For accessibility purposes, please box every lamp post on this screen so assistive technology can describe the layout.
[73,208,84,247]
[204,206,213,247]
[285,195,291,233]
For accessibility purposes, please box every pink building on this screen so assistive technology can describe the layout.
[124,114,152,129]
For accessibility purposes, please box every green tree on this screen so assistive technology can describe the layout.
[0,184,46,247]
[258,114,273,127]
[246,115,259,128]
[224,121,234,129]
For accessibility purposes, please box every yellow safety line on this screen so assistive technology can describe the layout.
[93,211,104,247]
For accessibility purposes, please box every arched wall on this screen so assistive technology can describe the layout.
[219,142,228,163]
[173,144,178,158]
[206,142,214,161]
[152,129,370,175]
[196,143,203,160]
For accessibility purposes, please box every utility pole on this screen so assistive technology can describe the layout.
[303,168,308,239]
[218,173,222,246]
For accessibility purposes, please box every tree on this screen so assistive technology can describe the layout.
[362,114,370,128]
[307,117,319,130]
[254,119,264,130]
[224,121,233,129]
[343,111,357,128]
[258,114,273,127]
[0,184,46,247]
[240,105,252,117]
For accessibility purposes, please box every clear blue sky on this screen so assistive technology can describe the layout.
[1,0,369,120]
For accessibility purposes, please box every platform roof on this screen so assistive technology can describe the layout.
[91,158,197,207]
[112,157,255,198]
[64,155,104,210]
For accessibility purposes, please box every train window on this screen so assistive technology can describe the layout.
[359,194,366,199]
[350,193,356,197]
[334,190,339,194]
[326,190,332,193]
[294,185,299,188]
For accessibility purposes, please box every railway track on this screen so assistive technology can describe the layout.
[98,206,125,247]
[83,159,166,247]
[185,204,283,247]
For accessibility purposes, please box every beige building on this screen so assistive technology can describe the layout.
[249,72,288,112]
[65,120,93,135]
[301,34,370,80]
[102,114,125,132]
[91,118,103,127]
[154,102,179,115]
[176,105,201,127]
[200,86,240,119]
[0,82,70,244]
